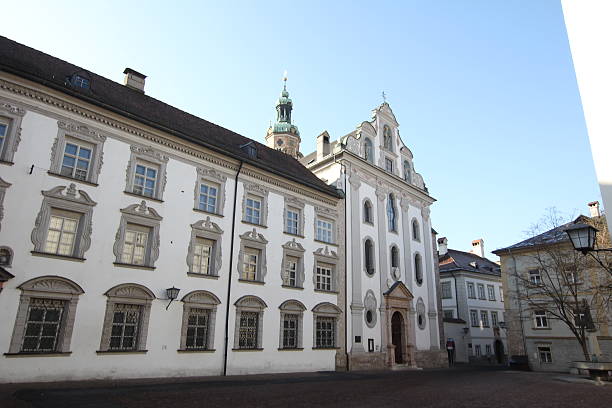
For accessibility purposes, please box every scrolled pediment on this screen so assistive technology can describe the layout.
[282,238,305,252]
[279,299,306,312]
[192,216,223,235]
[121,201,162,221]
[240,228,268,244]
[19,275,84,295]
[42,184,97,207]
[105,283,155,300]
[182,290,221,305]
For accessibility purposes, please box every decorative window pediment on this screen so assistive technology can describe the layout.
[240,228,268,245]
[113,201,162,268]
[186,217,223,276]
[0,100,26,164]
[124,145,169,201]
[104,283,156,300]
[312,302,342,316]
[279,299,306,313]
[314,246,338,260]
[194,165,227,215]
[182,290,221,306]
[281,238,305,288]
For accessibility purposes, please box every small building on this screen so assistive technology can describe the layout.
[438,238,507,364]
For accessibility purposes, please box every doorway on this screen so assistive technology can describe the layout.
[494,339,505,364]
[391,311,404,364]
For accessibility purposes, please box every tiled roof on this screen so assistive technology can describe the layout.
[439,249,501,277]
[0,36,341,198]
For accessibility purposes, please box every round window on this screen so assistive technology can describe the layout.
[366,310,373,324]
[276,139,284,146]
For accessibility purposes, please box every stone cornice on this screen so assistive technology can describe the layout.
[0,76,339,206]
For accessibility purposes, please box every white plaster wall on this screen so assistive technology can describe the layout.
[0,89,340,382]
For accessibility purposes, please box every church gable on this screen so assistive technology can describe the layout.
[384,281,413,300]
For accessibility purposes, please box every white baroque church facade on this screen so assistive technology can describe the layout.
[301,102,446,369]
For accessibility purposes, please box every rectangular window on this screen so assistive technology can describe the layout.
[109,303,141,351]
[470,310,478,327]
[474,344,481,357]
[21,298,65,352]
[192,238,214,275]
[286,209,299,235]
[443,310,454,319]
[487,285,496,301]
[44,210,79,256]
[245,197,262,224]
[186,308,210,350]
[283,256,298,287]
[529,269,542,285]
[480,311,489,327]
[242,247,259,281]
[477,284,486,300]
[538,346,552,363]
[534,310,548,328]
[491,311,499,327]
[467,282,476,299]
[0,120,7,154]
[316,219,333,243]
[485,344,492,355]
[198,182,219,213]
[132,162,158,197]
[385,158,394,173]
[441,282,452,299]
[282,314,298,349]
[60,140,92,181]
[315,263,333,291]
[238,311,258,349]
[316,316,335,348]
[121,224,150,265]
[499,287,504,301]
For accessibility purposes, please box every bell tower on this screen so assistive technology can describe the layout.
[265,72,302,158]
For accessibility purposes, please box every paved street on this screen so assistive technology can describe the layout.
[1,366,611,408]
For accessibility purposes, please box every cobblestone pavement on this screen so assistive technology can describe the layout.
[1,366,610,408]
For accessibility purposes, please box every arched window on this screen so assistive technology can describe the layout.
[364,138,374,163]
[403,161,411,183]
[364,239,375,275]
[234,295,267,350]
[391,246,399,268]
[363,200,373,224]
[412,219,420,241]
[415,253,423,285]
[387,193,396,232]
[279,300,306,349]
[180,290,221,351]
[383,125,393,151]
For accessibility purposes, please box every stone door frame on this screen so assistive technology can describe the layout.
[383,281,416,367]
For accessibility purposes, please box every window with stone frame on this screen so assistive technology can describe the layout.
[443,309,454,319]
[467,282,476,299]
[480,310,489,327]
[387,193,397,232]
[281,239,305,288]
[416,297,427,330]
[312,302,342,349]
[314,206,338,244]
[179,290,220,351]
[194,166,227,215]
[487,285,496,301]
[279,300,306,350]
[7,276,83,355]
[529,269,542,285]
[477,283,486,300]
[315,262,333,292]
[242,183,269,227]
[124,145,169,201]
[31,184,96,260]
[364,137,374,163]
[233,295,267,350]
[533,310,549,328]
[283,196,305,236]
[403,160,412,183]
[0,177,10,232]
[0,100,26,164]
[98,283,154,353]
[474,344,482,357]
[537,345,553,363]
[363,199,373,224]
[364,238,375,276]
[414,253,423,285]
[412,218,420,241]
[49,121,106,184]
[237,229,268,282]
[499,287,504,301]
[313,245,338,292]
[363,290,378,328]
[186,217,223,277]
[441,282,452,299]
[113,201,162,268]
[470,309,478,327]
[385,157,394,173]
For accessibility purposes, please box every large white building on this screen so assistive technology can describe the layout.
[438,238,507,364]
[301,102,446,369]
[0,36,346,382]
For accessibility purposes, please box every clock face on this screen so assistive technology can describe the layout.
[276,139,284,146]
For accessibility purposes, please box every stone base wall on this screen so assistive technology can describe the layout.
[348,352,387,371]
[335,351,349,372]
[415,349,448,368]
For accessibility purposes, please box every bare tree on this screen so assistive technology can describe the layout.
[514,208,612,361]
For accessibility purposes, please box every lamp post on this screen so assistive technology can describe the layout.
[564,223,612,276]
[165,287,180,310]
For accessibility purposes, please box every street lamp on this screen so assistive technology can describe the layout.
[564,223,612,276]
[165,286,180,310]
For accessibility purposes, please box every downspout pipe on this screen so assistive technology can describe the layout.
[223,160,243,376]
[450,271,460,320]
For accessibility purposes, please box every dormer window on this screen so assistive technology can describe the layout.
[71,75,90,89]
[241,142,257,159]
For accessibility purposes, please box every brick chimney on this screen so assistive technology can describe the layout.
[470,239,485,258]
[123,68,146,93]
[437,237,448,256]
[588,201,601,217]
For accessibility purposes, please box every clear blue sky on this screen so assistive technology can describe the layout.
[2,0,599,258]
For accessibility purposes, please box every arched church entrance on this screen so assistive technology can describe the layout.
[391,311,404,364]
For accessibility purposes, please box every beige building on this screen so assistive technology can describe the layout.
[493,204,612,372]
